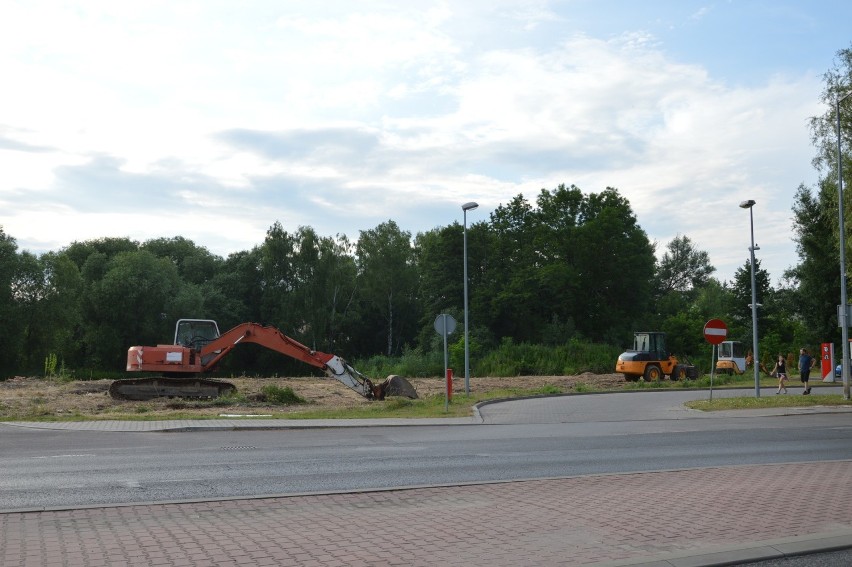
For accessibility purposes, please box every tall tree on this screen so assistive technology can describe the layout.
[355,221,419,356]
[84,250,182,368]
[205,248,263,329]
[481,193,544,341]
[13,251,82,373]
[655,234,715,296]
[807,44,852,290]
[572,188,656,344]
[787,183,839,345]
[0,228,23,375]
[730,258,777,365]
[289,227,358,352]
[258,221,297,328]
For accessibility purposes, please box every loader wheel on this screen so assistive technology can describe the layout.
[643,364,662,381]
[671,365,687,381]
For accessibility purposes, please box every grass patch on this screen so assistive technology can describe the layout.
[259,384,307,405]
[687,394,852,411]
[623,373,785,390]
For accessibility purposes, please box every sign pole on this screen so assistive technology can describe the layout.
[433,314,457,413]
[442,315,449,411]
[703,319,728,402]
[709,344,715,401]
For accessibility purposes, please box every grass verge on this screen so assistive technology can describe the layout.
[686,394,852,411]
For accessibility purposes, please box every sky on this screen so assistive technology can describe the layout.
[1,0,851,285]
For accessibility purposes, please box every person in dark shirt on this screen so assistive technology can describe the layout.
[799,348,816,395]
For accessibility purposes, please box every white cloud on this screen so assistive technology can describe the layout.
[0,1,831,286]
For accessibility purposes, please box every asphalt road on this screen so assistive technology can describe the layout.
[1,389,851,511]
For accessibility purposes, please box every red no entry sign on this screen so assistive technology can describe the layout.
[703,318,728,345]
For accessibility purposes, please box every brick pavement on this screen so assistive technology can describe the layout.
[2,460,851,566]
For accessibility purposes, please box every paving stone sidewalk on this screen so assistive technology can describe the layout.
[2,460,851,566]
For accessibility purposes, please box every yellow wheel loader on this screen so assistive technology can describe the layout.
[615,331,697,382]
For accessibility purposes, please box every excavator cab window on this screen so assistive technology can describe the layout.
[174,319,221,350]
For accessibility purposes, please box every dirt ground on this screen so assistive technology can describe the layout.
[0,373,628,420]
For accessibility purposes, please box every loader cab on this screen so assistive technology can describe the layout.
[616,331,682,381]
[174,319,221,351]
[633,332,668,361]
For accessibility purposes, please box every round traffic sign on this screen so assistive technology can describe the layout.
[703,318,728,345]
[434,314,457,336]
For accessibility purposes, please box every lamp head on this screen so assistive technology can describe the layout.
[462,201,479,212]
[739,199,756,209]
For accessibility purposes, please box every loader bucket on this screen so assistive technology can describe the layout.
[374,374,419,400]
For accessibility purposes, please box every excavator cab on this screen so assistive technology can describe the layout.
[175,319,220,350]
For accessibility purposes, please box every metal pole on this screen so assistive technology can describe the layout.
[739,200,761,398]
[709,344,715,401]
[462,201,478,396]
[837,91,852,400]
[441,314,449,412]
[748,206,760,398]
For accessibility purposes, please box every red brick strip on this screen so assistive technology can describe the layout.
[2,461,851,566]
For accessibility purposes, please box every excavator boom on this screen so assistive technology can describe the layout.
[114,320,417,401]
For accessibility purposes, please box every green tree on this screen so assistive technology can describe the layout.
[786,183,839,344]
[655,234,715,297]
[0,227,23,375]
[259,221,297,328]
[204,248,263,329]
[63,237,139,271]
[809,45,852,188]
[797,45,852,348]
[572,188,656,344]
[481,193,541,342]
[84,250,182,368]
[731,258,776,366]
[288,227,358,352]
[141,236,222,286]
[13,251,82,373]
[414,224,463,320]
[355,221,419,356]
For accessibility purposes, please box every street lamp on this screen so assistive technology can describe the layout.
[836,89,852,400]
[462,201,479,396]
[739,199,761,397]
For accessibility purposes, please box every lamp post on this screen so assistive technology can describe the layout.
[836,89,852,400]
[739,199,760,397]
[462,201,479,396]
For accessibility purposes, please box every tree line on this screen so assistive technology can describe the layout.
[1,45,851,380]
[0,183,810,379]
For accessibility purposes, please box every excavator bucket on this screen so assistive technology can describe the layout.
[374,375,418,400]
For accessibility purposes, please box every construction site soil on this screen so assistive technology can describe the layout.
[0,373,627,420]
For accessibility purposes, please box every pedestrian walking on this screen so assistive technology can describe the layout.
[799,347,816,395]
[771,353,788,394]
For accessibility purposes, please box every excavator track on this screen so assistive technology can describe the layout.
[108,377,236,401]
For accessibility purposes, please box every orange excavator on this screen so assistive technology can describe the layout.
[110,319,418,401]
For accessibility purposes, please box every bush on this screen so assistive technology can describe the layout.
[474,338,622,376]
[260,385,306,405]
